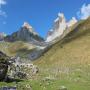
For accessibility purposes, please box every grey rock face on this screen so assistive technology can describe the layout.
[46,13,77,42]
[0,32,6,41]
[0,51,9,81]
[0,64,8,81]
[4,22,44,42]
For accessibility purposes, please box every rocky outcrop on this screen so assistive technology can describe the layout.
[46,13,67,42]
[8,57,39,79]
[4,22,44,43]
[0,51,10,81]
[0,63,8,81]
[46,13,77,42]
[0,32,6,41]
[67,17,77,27]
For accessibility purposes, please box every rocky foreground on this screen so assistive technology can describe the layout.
[0,51,39,82]
[0,51,10,81]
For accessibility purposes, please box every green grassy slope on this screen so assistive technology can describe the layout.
[32,18,90,90]
[0,41,35,57]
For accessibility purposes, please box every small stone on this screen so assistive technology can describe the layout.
[59,86,67,90]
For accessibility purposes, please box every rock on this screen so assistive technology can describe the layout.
[0,64,8,81]
[46,13,77,42]
[0,32,7,41]
[58,86,67,90]
[25,84,32,90]
[0,51,10,81]
[46,13,67,42]
[8,56,39,79]
[67,17,77,27]
[42,76,55,82]
[4,22,44,42]
[32,65,39,74]
[14,71,27,79]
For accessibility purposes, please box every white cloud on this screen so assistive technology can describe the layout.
[0,0,6,6]
[3,21,6,24]
[77,4,90,20]
[0,0,7,24]
[0,10,7,17]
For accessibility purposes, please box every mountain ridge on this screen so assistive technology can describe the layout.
[4,22,44,43]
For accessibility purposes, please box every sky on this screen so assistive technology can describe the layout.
[0,0,90,38]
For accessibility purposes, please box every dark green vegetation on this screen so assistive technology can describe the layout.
[0,18,90,90]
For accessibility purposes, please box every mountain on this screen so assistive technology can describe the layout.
[4,22,44,43]
[0,15,90,90]
[0,32,7,41]
[0,23,47,59]
[33,17,90,90]
[46,13,77,42]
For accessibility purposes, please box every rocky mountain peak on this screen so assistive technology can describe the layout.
[58,13,64,19]
[67,17,77,27]
[4,22,44,42]
[54,13,66,23]
[22,22,34,33]
[46,13,77,42]
[0,32,7,41]
[23,22,32,29]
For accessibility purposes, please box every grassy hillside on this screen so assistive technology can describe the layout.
[0,41,35,57]
[32,18,90,90]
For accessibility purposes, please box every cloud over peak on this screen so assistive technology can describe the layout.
[77,3,90,20]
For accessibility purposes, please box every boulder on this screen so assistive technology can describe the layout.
[0,64,8,81]
[14,71,27,79]
[0,51,10,81]
[59,86,67,90]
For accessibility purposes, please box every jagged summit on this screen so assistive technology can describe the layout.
[23,22,33,29]
[4,22,44,42]
[54,13,65,23]
[21,22,38,35]
[67,17,77,27]
[22,22,36,34]
[58,13,64,17]
[46,12,77,42]
[0,32,7,41]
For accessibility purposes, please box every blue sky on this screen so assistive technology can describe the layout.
[0,0,90,38]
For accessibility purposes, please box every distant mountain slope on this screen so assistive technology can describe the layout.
[4,22,44,43]
[0,41,35,57]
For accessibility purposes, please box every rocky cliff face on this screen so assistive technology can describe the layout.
[5,22,44,43]
[67,17,77,27]
[46,13,77,42]
[0,32,7,41]
[0,51,10,81]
